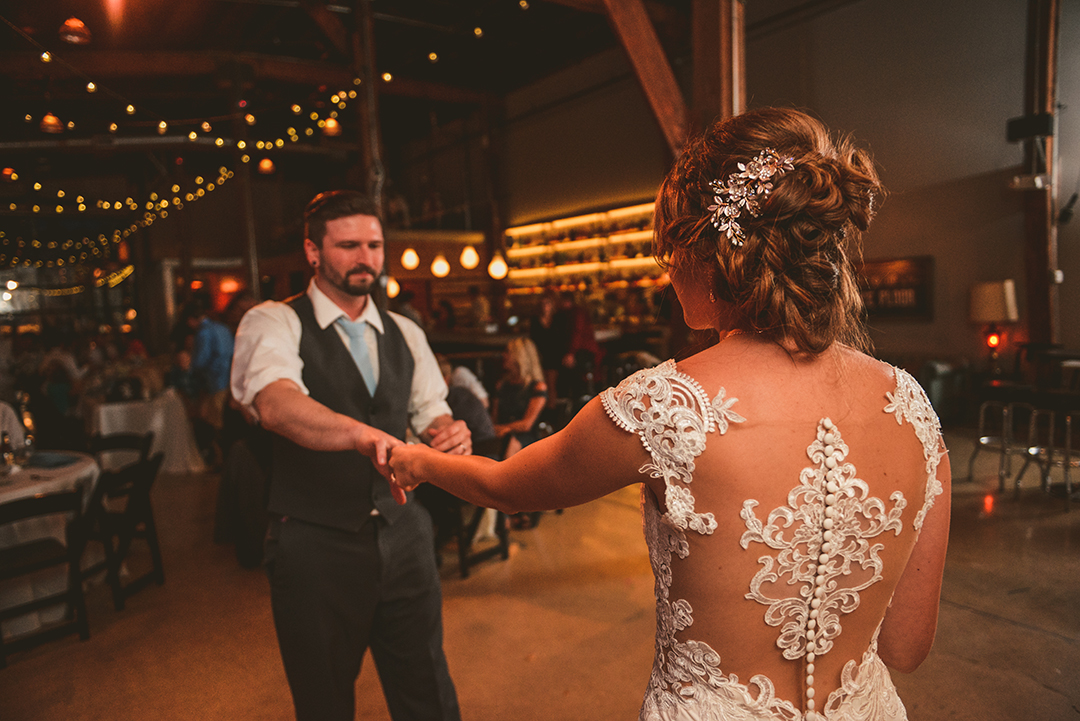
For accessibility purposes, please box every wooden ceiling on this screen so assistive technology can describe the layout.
[0,0,695,150]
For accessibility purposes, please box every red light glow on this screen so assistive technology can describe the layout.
[190,280,204,290]
[219,278,241,294]
[986,332,1001,349]
[983,494,994,515]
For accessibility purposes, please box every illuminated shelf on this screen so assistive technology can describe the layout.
[503,202,660,289]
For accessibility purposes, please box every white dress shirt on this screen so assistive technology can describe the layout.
[231,279,451,435]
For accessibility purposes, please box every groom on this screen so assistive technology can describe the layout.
[231,190,470,720]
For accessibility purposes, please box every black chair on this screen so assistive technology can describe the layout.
[88,432,154,472]
[416,437,510,579]
[83,452,166,610]
[0,487,90,668]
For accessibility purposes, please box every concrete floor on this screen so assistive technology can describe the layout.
[1,429,1078,720]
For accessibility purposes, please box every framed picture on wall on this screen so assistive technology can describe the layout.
[857,256,934,321]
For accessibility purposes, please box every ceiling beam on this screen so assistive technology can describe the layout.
[0,51,493,104]
[299,0,351,57]
[601,0,687,156]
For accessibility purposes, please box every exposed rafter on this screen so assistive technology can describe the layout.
[601,0,687,155]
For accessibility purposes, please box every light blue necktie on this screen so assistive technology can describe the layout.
[335,317,377,395]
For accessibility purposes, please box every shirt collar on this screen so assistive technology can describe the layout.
[307,278,384,334]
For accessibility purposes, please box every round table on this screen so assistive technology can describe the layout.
[0,451,100,640]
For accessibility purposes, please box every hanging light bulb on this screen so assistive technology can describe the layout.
[386,276,400,299]
[459,245,480,270]
[431,254,450,278]
[257,157,275,174]
[157,120,168,134]
[86,81,97,93]
[401,248,420,270]
[40,113,64,134]
[487,253,508,280]
[59,17,92,44]
[322,117,342,136]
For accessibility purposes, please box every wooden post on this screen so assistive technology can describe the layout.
[1022,0,1060,345]
[692,0,745,134]
[353,0,385,208]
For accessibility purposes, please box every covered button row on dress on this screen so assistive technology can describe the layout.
[804,417,853,717]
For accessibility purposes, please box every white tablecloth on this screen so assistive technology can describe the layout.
[0,452,100,640]
[92,388,206,475]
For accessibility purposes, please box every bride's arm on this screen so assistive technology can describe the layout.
[389,396,648,512]
[876,451,952,673]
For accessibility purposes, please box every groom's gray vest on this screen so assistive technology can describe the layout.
[268,294,414,531]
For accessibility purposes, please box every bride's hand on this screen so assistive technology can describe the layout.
[388,443,438,497]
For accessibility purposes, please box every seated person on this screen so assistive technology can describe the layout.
[491,337,548,529]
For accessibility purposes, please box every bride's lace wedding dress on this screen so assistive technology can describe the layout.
[601,360,945,721]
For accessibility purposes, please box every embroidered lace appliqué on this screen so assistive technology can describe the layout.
[601,362,932,721]
[884,368,946,531]
[740,420,906,661]
[602,360,745,534]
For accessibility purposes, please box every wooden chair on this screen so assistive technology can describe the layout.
[0,487,90,668]
[83,453,166,610]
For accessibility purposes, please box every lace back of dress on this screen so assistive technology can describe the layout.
[740,418,906,717]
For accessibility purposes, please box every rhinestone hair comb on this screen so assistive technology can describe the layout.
[706,148,796,247]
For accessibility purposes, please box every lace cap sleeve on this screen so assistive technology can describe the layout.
[601,360,745,533]
[884,367,947,531]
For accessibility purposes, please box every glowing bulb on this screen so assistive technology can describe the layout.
[6,280,17,290]
[41,51,52,63]
[2,292,10,302]
[237,140,246,149]
[382,72,392,82]
[201,121,212,132]
[460,245,480,270]
[257,157,275,174]
[431,254,450,278]
[322,117,342,136]
[158,121,168,134]
[291,104,302,114]
[126,104,136,115]
[487,253,508,280]
[428,52,438,63]
[189,131,198,140]
[386,276,400,299]
[401,248,420,270]
[473,27,483,37]
[86,81,97,93]
[245,114,256,125]
[109,123,118,133]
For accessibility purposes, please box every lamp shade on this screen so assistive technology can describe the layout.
[970,280,1019,323]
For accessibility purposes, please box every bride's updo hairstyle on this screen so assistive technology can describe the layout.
[654,107,883,355]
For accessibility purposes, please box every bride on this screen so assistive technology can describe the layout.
[388,107,950,721]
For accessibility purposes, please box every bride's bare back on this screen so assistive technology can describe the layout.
[598,339,949,719]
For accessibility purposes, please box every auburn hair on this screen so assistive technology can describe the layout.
[654,107,883,355]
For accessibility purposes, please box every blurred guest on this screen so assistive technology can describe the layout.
[558,291,603,402]
[443,359,488,410]
[467,285,491,328]
[431,299,457,331]
[528,290,569,409]
[394,289,426,329]
[189,293,234,461]
[491,337,548,529]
